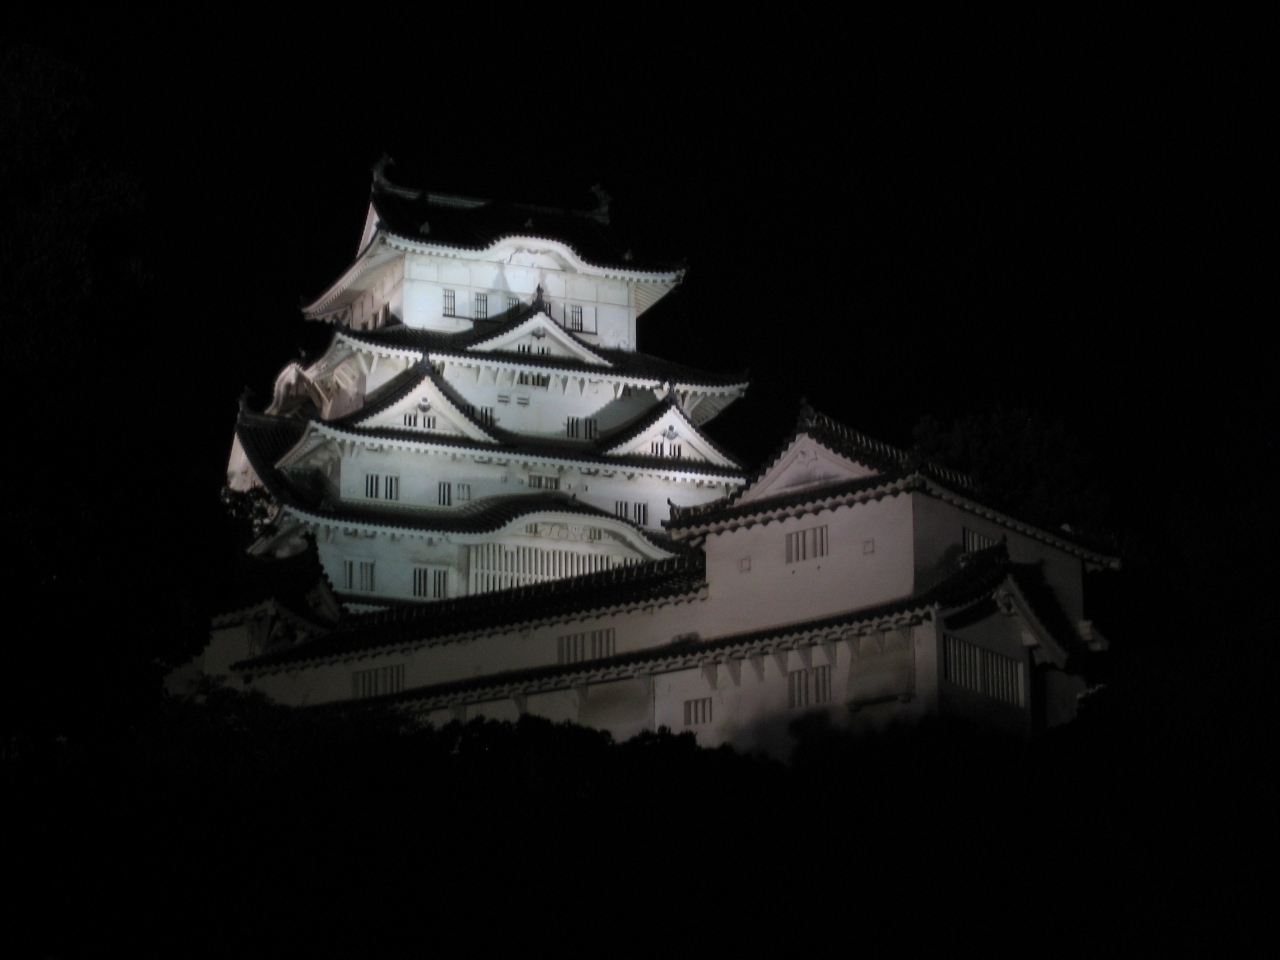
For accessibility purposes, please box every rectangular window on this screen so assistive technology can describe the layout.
[438,482,452,506]
[788,670,810,709]
[475,293,488,320]
[557,628,616,664]
[517,372,551,388]
[457,483,471,501]
[424,415,436,429]
[517,343,531,354]
[364,474,397,500]
[567,417,581,438]
[963,528,1000,553]
[477,407,495,426]
[351,560,374,592]
[569,305,584,331]
[943,634,1026,707]
[568,417,597,439]
[403,413,418,427]
[634,502,648,526]
[342,559,354,590]
[516,396,530,406]
[789,666,832,708]
[351,664,404,700]
[615,501,629,520]
[538,346,550,355]
[443,289,456,317]
[785,525,829,564]
[497,394,510,404]
[528,474,560,490]
[684,697,713,726]
[415,566,449,600]
[507,296,519,314]
[650,440,682,458]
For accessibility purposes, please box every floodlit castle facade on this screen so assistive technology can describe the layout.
[183,163,1117,756]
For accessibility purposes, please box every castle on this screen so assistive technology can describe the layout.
[178,162,1117,755]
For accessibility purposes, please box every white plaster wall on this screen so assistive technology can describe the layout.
[438,364,656,437]
[911,493,1085,620]
[697,492,916,635]
[396,252,638,347]
[331,442,734,529]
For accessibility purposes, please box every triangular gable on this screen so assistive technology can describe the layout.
[350,371,497,442]
[604,402,738,468]
[734,432,879,505]
[468,311,611,366]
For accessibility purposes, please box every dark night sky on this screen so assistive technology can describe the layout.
[15,21,1273,572]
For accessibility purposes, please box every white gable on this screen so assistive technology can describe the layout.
[735,433,878,504]
[353,373,497,443]
[605,405,738,468]
[469,312,610,366]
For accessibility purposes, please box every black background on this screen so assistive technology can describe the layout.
[2,15,1272,954]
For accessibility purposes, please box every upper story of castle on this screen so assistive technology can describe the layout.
[303,159,684,351]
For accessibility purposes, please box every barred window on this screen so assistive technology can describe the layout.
[528,474,559,490]
[424,415,436,429]
[684,697,713,726]
[412,566,449,600]
[963,528,1000,553]
[557,628,616,664]
[943,634,1026,707]
[477,407,495,426]
[344,559,375,592]
[364,474,379,499]
[650,440,682,458]
[789,665,833,708]
[517,343,531,354]
[517,372,551,388]
[475,293,488,320]
[634,502,649,526]
[364,474,399,500]
[569,305,584,331]
[438,482,452,506]
[457,483,471,501]
[351,664,404,699]
[507,296,519,314]
[443,289,456,317]
[403,413,418,427]
[785,525,829,564]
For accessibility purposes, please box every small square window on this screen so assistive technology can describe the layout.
[739,557,751,572]
[863,539,875,555]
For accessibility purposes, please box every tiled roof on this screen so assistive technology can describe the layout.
[667,468,918,530]
[337,321,747,390]
[216,534,339,627]
[603,394,745,469]
[319,420,747,478]
[327,360,433,428]
[369,161,681,274]
[288,490,650,537]
[234,410,308,500]
[233,552,707,671]
[268,546,1016,704]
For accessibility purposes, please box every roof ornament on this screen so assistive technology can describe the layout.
[532,327,546,339]
[589,184,611,223]
[533,285,545,311]
[419,221,430,235]
[663,426,679,441]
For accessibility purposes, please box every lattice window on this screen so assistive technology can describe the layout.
[364,474,380,499]
[569,305,584,331]
[457,483,471,501]
[813,664,832,703]
[475,293,488,320]
[528,474,559,490]
[517,372,551,388]
[507,296,519,314]
[943,634,1026,707]
[788,670,810,709]
[344,559,375,592]
[403,413,418,427]
[468,543,630,594]
[557,628,616,664]
[785,525,829,564]
[477,407,494,426]
[517,343,532,354]
[438,482,453,506]
[412,566,449,600]
[684,698,713,726]
[963,528,1000,553]
[443,289,456,317]
[634,502,649,526]
[351,664,404,699]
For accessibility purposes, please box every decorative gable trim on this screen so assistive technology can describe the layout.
[733,432,879,505]
[603,398,740,468]
[466,311,612,366]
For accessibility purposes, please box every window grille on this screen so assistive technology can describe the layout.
[569,305,583,330]
[785,525,829,564]
[477,407,495,426]
[438,482,452,506]
[351,664,404,699]
[567,417,581,438]
[384,476,399,501]
[403,413,418,427]
[412,566,449,599]
[516,397,529,406]
[963,528,1000,553]
[345,560,375,592]
[528,474,559,490]
[343,559,353,590]
[650,440,682,458]
[517,343,531,354]
[497,395,510,404]
[457,483,471,501]
[634,502,648,526]
[475,293,488,320]
[468,543,630,594]
[424,415,436,429]
[538,346,550,355]
[507,296,519,314]
[517,372,550,388]
[443,289,456,317]
[684,697,713,726]
[788,670,810,709]
[557,628,616,664]
[364,474,380,499]
[943,634,1025,707]
[615,501,629,520]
